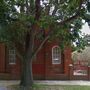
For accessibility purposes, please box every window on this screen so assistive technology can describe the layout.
[9,49,16,64]
[52,46,61,64]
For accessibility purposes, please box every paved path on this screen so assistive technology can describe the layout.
[0,81,19,90]
[35,80,90,86]
[0,80,19,87]
[0,87,7,90]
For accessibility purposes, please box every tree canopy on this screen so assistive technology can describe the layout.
[0,0,90,87]
[0,0,89,48]
[0,0,90,52]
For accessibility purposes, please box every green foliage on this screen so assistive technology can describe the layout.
[0,21,26,46]
[0,0,9,24]
[0,0,89,51]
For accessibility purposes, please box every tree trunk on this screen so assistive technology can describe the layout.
[20,57,33,87]
[20,28,34,88]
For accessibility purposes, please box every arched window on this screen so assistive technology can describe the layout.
[52,46,61,64]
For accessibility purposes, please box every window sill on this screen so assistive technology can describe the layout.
[9,63,16,65]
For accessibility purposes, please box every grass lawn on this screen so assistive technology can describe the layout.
[8,84,90,90]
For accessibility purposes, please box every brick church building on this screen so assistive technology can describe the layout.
[0,39,72,80]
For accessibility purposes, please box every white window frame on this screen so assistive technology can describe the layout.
[52,46,61,64]
[9,49,16,64]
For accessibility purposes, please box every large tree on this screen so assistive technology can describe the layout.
[0,0,90,88]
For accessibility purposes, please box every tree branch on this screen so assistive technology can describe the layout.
[31,0,84,60]
[31,33,50,60]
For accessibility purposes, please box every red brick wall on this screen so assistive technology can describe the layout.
[8,42,72,80]
[9,56,21,79]
[0,41,72,80]
[32,40,67,79]
[32,43,45,79]
[0,43,5,72]
[4,46,21,79]
[6,54,21,79]
[64,47,72,75]
[45,41,65,79]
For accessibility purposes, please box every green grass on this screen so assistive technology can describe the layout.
[8,84,90,90]
[61,85,90,90]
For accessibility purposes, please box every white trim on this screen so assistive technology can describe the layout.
[69,64,73,66]
[52,46,61,64]
[9,62,16,65]
[9,49,16,65]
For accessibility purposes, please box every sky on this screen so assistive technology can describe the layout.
[81,23,90,35]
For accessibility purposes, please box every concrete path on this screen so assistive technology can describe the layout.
[0,80,19,87]
[35,80,90,86]
[0,87,8,90]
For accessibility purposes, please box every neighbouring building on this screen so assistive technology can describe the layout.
[71,34,90,79]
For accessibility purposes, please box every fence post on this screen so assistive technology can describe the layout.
[69,64,73,80]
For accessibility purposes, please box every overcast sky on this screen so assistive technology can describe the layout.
[81,23,90,35]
